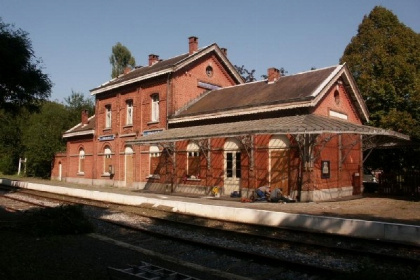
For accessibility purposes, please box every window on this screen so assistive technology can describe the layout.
[78,149,85,174]
[126,100,133,125]
[206,66,213,77]
[334,90,340,105]
[104,146,112,175]
[187,142,200,177]
[149,145,161,176]
[151,94,159,122]
[105,105,112,128]
[226,152,241,178]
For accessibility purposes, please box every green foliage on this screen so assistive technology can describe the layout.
[64,91,95,127]
[22,102,71,178]
[340,6,420,140]
[0,110,26,174]
[110,42,136,78]
[22,205,94,236]
[234,65,256,82]
[0,18,51,114]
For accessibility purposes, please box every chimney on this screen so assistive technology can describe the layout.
[123,67,131,74]
[81,109,89,125]
[267,67,281,83]
[221,48,228,57]
[189,36,198,54]
[148,54,159,66]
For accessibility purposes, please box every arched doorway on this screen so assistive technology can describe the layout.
[125,146,134,187]
[224,138,242,196]
[58,161,62,181]
[269,135,290,195]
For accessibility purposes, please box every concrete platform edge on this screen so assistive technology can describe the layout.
[1,179,419,246]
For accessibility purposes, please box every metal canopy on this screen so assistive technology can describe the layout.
[126,114,410,146]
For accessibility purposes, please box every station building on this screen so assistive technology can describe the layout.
[51,37,408,202]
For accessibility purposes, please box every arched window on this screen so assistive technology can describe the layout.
[149,145,161,176]
[78,148,85,174]
[334,90,340,105]
[104,146,112,175]
[187,142,200,177]
[269,135,290,192]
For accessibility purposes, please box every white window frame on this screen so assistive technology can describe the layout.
[126,100,133,125]
[104,146,112,175]
[78,149,85,174]
[105,105,112,128]
[187,142,200,178]
[151,94,159,122]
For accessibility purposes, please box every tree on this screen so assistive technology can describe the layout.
[0,18,52,113]
[64,91,94,127]
[339,6,420,140]
[0,110,25,174]
[22,102,71,178]
[234,65,256,82]
[109,42,136,78]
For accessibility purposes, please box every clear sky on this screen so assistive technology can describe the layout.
[1,0,419,102]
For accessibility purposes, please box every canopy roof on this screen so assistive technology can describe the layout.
[126,114,409,146]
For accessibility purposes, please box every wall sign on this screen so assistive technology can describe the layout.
[143,129,163,136]
[321,160,330,179]
[98,134,115,141]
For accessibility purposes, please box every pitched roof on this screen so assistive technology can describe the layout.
[63,115,95,138]
[127,114,409,145]
[170,64,369,124]
[90,44,243,95]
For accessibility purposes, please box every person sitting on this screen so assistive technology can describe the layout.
[255,186,270,201]
[269,187,283,203]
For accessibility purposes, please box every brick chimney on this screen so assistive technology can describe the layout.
[123,67,131,74]
[189,36,198,54]
[221,48,228,57]
[267,67,281,83]
[81,109,89,125]
[148,54,159,66]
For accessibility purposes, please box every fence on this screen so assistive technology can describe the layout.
[378,172,420,197]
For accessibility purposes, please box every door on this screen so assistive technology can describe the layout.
[269,136,290,195]
[224,139,242,196]
[270,150,289,194]
[125,147,134,187]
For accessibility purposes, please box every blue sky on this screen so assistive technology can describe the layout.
[1,0,419,102]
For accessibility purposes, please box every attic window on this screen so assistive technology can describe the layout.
[334,90,340,105]
[206,66,213,77]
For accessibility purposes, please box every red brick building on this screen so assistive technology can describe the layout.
[51,37,407,202]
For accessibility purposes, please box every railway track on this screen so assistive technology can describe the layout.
[1,185,419,279]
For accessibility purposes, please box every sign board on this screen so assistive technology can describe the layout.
[98,134,115,141]
[143,129,163,136]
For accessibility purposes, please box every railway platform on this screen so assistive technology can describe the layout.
[0,178,419,246]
